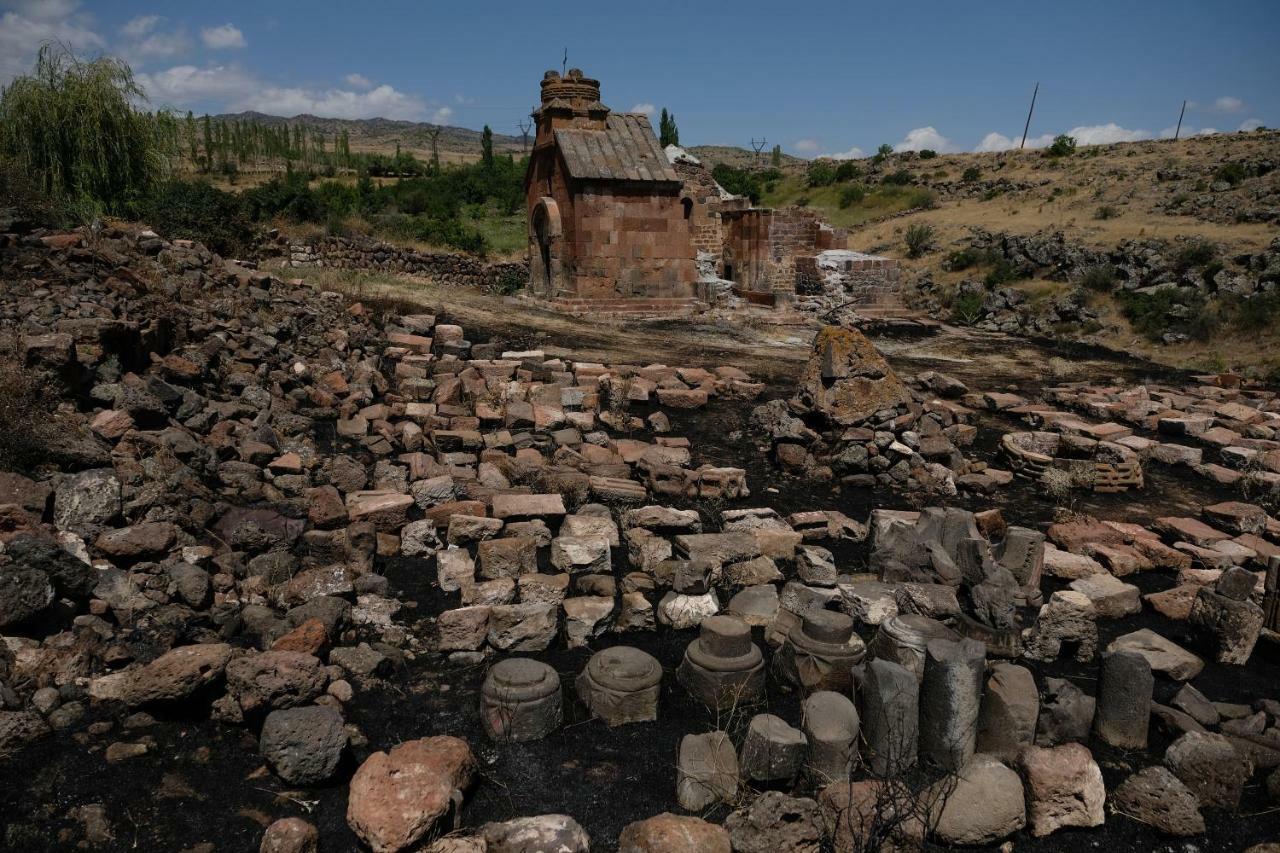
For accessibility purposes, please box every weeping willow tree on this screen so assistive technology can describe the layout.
[0,43,176,216]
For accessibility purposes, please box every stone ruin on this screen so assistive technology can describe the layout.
[4,224,1280,853]
[752,325,994,495]
[521,68,904,316]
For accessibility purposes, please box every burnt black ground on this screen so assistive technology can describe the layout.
[3,329,1280,851]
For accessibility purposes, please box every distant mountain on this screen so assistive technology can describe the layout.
[211,111,528,163]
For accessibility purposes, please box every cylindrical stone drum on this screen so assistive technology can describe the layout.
[867,614,960,680]
[774,609,866,694]
[677,614,765,710]
[576,645,663,726]
[480,657,562,742]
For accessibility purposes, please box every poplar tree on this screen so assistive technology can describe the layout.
[481,125,494,168]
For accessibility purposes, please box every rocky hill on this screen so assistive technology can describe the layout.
[755,129,1280,377]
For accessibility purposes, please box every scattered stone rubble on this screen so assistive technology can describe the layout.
[2,223,1280,851]
[751,325,1001,495]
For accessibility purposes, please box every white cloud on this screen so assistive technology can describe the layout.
[131,29,190,60]
[201,23,245,49]
[431,106,453,124]
[827,146,865,160]
[894,126,952,153]
[794,138,820,153]
[975,132,1016,153]
[1064,123,1150,145]
[136,64,258,104]
[120,14,160,38]
[630,102,655,116]
[1212,96,1244,113]
[137,65,427,120]
[344,72,372,90]
[1197,127,1219,136]
[1239,118,1263,132]
[0,2,103,84]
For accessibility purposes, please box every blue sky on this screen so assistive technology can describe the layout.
[2,0,1276,155]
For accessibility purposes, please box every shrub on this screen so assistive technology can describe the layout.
[1044,134,1077,158]
[951,291,985,324]
[904,223,935,258]
[1213,162,1248,186]
[1173,239,1216,272]
[1079,265,1118,292]
[944,247,984,271]
[838,184,866,209]
[961,166,981,183]
[711,164,762,203]
[1093,204,1119,220]
[493,266,526,295]
[0,45,175,215]
[834,161,861,182]
[918,149,937,160]
[883,169,912,186]
[1234,291,1280,331]
[984,259,1021,287]
[1201,260,1224,288]
[872,143,893,165]
[141,180,255,257]
[807,160,837,188]
[905,187,938,210]
[1116,287,1213,341]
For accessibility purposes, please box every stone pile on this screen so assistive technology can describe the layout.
[1041,376,1280,492]
[4,222,1280,851]
[751,326,1001,495]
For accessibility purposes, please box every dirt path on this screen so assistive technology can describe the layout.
[287,263,1186,391]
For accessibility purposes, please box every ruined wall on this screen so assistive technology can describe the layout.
[289,236,528,290]
[722,207,850,294]
[566,184,697,299]
[674,159,738,262]
[796,251,902,307]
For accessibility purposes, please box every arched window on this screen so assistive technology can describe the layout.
[681,197,693,220]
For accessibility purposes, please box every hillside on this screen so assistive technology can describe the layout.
[212,111,527,165]
[756,129,1280,376]
[687,144,804,169]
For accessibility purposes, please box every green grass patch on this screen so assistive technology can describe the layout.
[761,174,935,226]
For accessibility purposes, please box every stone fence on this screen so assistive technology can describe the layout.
[288,235,528,291]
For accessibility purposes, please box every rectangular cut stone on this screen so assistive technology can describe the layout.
[674,532,761,566]
[1154,517,1231,548]
[478,536,538,579]
[491,493,566,520]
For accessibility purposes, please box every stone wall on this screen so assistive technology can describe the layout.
[567,185,697,300]
[288,236,527,291]
[722,207,851,295]
[796,251,902,307]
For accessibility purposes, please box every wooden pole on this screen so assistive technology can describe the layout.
[1020,82,1039,150]
[1174,100,1187,140]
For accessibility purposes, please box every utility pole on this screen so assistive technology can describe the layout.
[426,127,441,174]
[751,137,767,168]
[518,119,532,154]
[1174,100,1187,140]
[1020,82,1039,150]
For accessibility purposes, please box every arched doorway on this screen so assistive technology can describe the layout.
[528,196,563,298]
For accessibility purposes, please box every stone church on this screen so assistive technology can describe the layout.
[523,68,698,309]
[523,69,900,313]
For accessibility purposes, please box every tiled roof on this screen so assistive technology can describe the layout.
[554,113,679,183]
